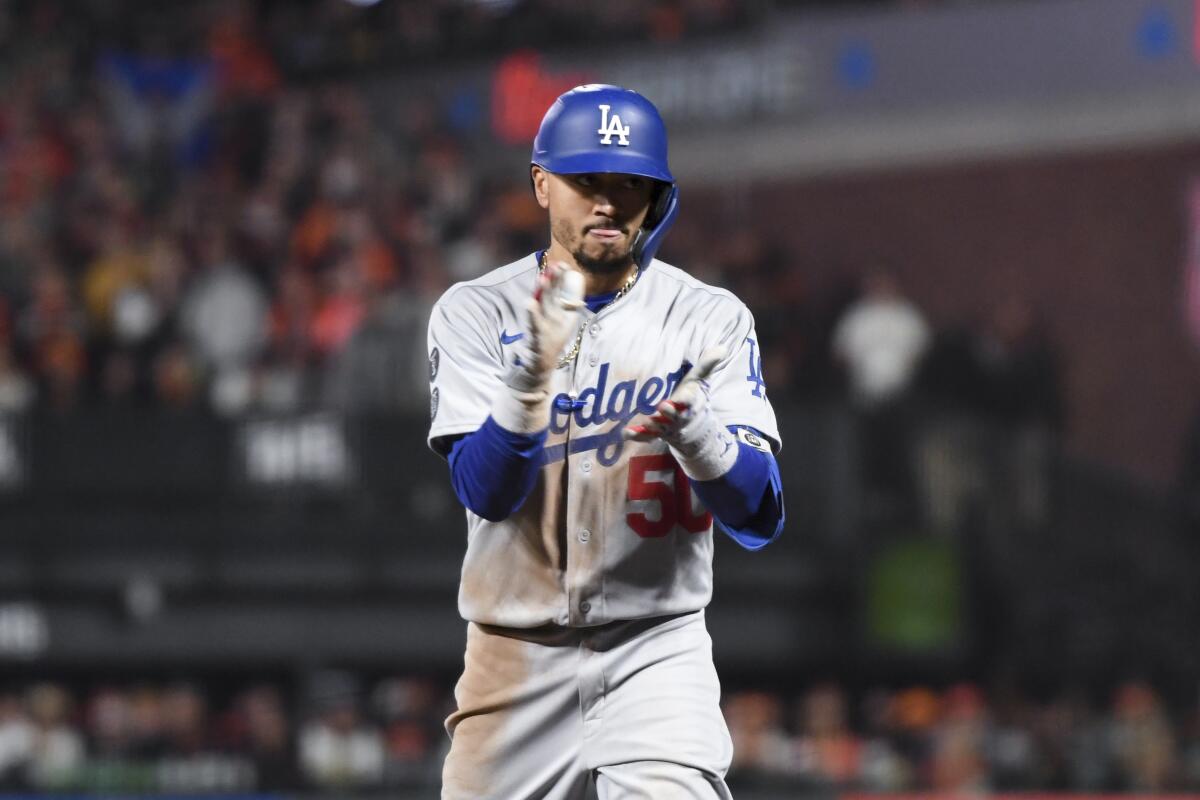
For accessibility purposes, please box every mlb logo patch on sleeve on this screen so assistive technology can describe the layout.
[735,427,771,453]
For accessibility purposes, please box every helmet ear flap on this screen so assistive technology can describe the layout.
[644,181,673,229]
[633,184,679,269]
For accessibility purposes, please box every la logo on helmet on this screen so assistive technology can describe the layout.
[597,105,630,146]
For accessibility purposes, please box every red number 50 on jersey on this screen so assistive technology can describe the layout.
[626,454,712,538]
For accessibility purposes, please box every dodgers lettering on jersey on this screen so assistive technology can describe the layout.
[427,254,781,629]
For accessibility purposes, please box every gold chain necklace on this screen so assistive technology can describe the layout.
[539,252,638,369]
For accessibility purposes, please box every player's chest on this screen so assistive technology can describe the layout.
[543,318,694,438]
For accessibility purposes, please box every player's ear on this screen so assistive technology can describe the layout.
[531,166,551,210]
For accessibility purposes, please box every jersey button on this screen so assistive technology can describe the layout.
[579,529,591,543]
[587,353,599,367]
[580,460,592,473]
[580,601,592,614]
[589,323,601,337]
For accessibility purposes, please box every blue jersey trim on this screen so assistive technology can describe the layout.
[584,289,620,313]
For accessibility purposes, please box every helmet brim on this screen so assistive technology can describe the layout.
[532,151,674,185]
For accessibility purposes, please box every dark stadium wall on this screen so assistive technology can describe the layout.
[690,141,1200,489]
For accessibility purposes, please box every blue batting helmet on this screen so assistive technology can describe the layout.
[531,84,679,269]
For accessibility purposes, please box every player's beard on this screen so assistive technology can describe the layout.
[553,217,634,275]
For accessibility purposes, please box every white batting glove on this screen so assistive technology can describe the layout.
[522,260,585,381]
[623,346,739,481]
[493,260,585,433]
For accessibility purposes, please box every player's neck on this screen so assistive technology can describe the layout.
[581,266,637,298]
[543,245,636,297]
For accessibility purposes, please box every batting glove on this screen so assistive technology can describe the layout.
[624,346,739,481]
[493,260,585,434]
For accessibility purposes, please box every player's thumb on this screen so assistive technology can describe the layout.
[558,267,585,311]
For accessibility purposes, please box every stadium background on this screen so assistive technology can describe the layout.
[1,0,1199,797]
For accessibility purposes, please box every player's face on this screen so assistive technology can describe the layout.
[534,168,655,275]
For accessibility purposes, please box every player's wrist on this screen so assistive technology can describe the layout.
[504,357,550,394]
[669,412,738,482]
[491,375,551,435]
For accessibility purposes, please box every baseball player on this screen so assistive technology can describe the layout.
[427,84,785,799]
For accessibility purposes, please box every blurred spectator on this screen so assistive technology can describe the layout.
[127,685,166,758]
[372,677,441,787]
[0,693,32,789]
[207,2,281,101]
[298,671,384,789]
[258,267,318,412]
[986,686,1041,790]
[323,275,442,413]
[0,335,34,412]
[179,229,268,413]
[931,683,988,792]
[794,683,861,786]
[725,231,819,399]
[232,686,300,791]
[444,216,509,283]
[86,687,132,757]
[724,690,792,777]
[833,269,931,409]
[1042,689,1114,792]
[161,683,210,756]
[724,690,795,784]
[857,688,911,791]
[832,269,931,517]
[81,223,153,345]
[1109,682,1177,792]
[309,252,367,358]
[976,296,1062,529]
[24,683,83,790]
[19,263,86,412]
[977,297,1062,430]
[887,686,940,783]
[152,341,201,409]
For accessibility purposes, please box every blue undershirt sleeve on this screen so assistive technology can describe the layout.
[447,417,546,522]
[449,418,784,544]
[689,427,785,551]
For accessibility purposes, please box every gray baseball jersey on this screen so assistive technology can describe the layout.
[427,254,780,629]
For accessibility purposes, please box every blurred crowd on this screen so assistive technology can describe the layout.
[0,0,766,418]
[0,674,444,794]
[0,0,1063,427]
[726,681,1200,794]
[0,0,507,417]
[1,676,1198,794]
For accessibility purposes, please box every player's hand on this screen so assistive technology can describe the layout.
[624,346,726,445]
[623,345,738,480]
[523,260,585,380]
[495,260,583,433]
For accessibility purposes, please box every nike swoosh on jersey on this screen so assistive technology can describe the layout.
[499,330,524,345]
